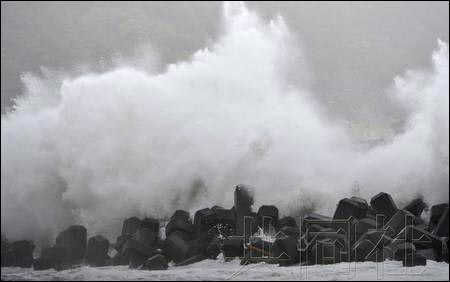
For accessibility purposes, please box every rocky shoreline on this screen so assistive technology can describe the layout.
[2,185,449,271]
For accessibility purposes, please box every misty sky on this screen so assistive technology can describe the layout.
[1,1,449,128]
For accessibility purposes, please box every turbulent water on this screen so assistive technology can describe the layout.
[1,2,449,246]
[2,259,449,281]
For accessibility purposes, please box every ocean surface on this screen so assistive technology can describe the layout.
[2,257,449,281]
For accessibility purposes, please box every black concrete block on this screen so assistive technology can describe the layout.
[121,217,142,236]
[141,218,160,234]
[165,220,195,240]
[11,255,33,268]
[365,249,388,263]
[55,225,87,263]
[127,252,147,269]
[155,237,165,250]
[413,216,427,228]
[33,257,55,271]
[365,230,392,248]
[350,237,371,263]
[366,207,378,219]
[163,231,199,264]
[11,240,35,267]
[370,192,398,222]
[1,239,13,266]
[416,248,439,261]
[301,213,332,234]
[234,184,254,210]
[246,238,273,258]
[308,225,334,233]
[235,210,258,238]
[1,250,15,267]
[214,207,236,236]
[429,204,449,231]
[10,240,34,258]
[122,238,159,258]
[142,254,168,270]
[42,246,67,261]
[194,208,218,236]
[384,241,416,261]
[205,237,222,259]
[53,261,81,271]
[111,253,129,266]
[277,216,298,230]
[278,226,301,239]
[396,225,447,261]
[308,230,348,252]
[397,226,436,248]
[134,228,158,247]
[2,240,35,268]
[355,218,377,240]
[121,238,159,268]
[235,208,252,237]
[256,205,279,233]
[240,238,274,265]
[433,206,449,237]
[443,237,449,263]
[340,218,361,246]
[309,239,343,265]
[384,209,414,238]
[350,197,369,211]
[85,235,110,266]
[403,198,427,217]
[1,235,11,253]
[191,232,215,254]
[334,198,367,220]
[403,253,426,267]
[303,213,332,221]
[352,231,391,262]
[302,214,360,246]
[430,204,449,225]
[115,234,132,252]
[271,236,299,266]
[222,238,244,260]
[33,246,66,270]
[165,210,195,239]
[170,210,191,222]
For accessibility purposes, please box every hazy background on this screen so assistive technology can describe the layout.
[2,1,449,131]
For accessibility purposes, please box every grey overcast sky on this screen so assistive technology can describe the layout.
[1,1,449,126]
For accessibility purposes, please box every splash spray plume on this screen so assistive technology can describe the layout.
[1,2,448,245]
